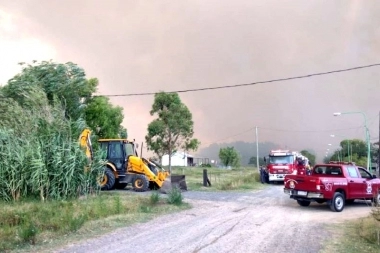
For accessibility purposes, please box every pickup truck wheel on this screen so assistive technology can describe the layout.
[297,200,311,207]
[329,192,345,212]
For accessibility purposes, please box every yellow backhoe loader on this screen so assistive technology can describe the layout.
[79,128,187,192]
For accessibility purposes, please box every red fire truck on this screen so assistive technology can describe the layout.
[263,150,305,183]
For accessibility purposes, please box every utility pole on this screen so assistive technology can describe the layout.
[256,126,259,172]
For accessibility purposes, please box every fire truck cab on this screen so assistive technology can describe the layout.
[264,150,301,183]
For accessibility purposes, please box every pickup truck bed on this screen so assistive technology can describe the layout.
[283,162,380,212]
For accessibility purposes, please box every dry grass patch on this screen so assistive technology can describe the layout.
[322,206,380,253]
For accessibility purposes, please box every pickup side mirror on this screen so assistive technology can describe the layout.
[372,174,377,179]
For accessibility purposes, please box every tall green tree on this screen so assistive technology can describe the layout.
[145,92,200,172]
[119,126,128,139]
[328,139,378,168]
[84,96,124,138]
[2,61,126,139]
[219,147,241,167]
[3,61,96,122]
[300,150,316,166]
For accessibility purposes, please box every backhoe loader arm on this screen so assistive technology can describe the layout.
[79,128,93,160]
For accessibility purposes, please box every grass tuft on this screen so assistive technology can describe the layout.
[150,191,160,205]
[167,187,183,206]
[19,222,38,245]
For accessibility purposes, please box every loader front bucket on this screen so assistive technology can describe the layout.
[159,174,187,194]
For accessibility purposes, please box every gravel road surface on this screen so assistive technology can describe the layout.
[56,184,373,253]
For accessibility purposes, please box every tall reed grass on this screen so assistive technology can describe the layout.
[0,93,104,202]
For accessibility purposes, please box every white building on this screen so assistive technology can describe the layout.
[161,152,194,167]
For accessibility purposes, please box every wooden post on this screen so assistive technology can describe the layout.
[203,169,207,186]
[203,169,212,187]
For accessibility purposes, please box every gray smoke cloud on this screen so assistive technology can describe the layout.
[1,0,379,161]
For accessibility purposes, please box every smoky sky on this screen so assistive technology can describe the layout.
[0,0,379,161]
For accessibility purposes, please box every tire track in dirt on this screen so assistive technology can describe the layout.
[54,185,373,253]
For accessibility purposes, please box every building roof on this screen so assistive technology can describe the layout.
[163,151,194,158]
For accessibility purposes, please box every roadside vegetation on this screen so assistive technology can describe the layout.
[0,60,192,252]
[0,191,189,252]
[171,166,264,191]
[322,206,380,253]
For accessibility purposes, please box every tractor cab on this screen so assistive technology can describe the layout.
[98,139,137,172]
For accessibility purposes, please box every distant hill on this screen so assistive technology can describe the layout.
[194,141,280,165]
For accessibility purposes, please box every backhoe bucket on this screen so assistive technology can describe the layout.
[159,175,187,194]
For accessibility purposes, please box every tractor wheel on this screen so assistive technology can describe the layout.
[116,183,128,190]
[329,192,345,212]
[99,168,116,191]
[132,174,149,192]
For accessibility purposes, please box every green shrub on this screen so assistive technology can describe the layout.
[150,191,160,205]
[18,222,38,245]
[139,205,152,213]
[167,187,183,206]
[67,215,87,232]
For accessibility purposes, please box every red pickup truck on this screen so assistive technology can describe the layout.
[283,161,380,212]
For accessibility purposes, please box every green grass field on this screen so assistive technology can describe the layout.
[0,191,189,252]
[171,166,265,191]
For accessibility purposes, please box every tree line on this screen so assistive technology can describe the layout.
[324,139,379,168]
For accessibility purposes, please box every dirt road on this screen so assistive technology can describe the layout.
[56,184,373,253]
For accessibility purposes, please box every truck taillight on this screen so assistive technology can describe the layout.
[316,179,321,190]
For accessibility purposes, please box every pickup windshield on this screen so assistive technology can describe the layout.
[269,155,293,164]
[314,166,342,176]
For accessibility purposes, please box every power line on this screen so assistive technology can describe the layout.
[97,63,380,97]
